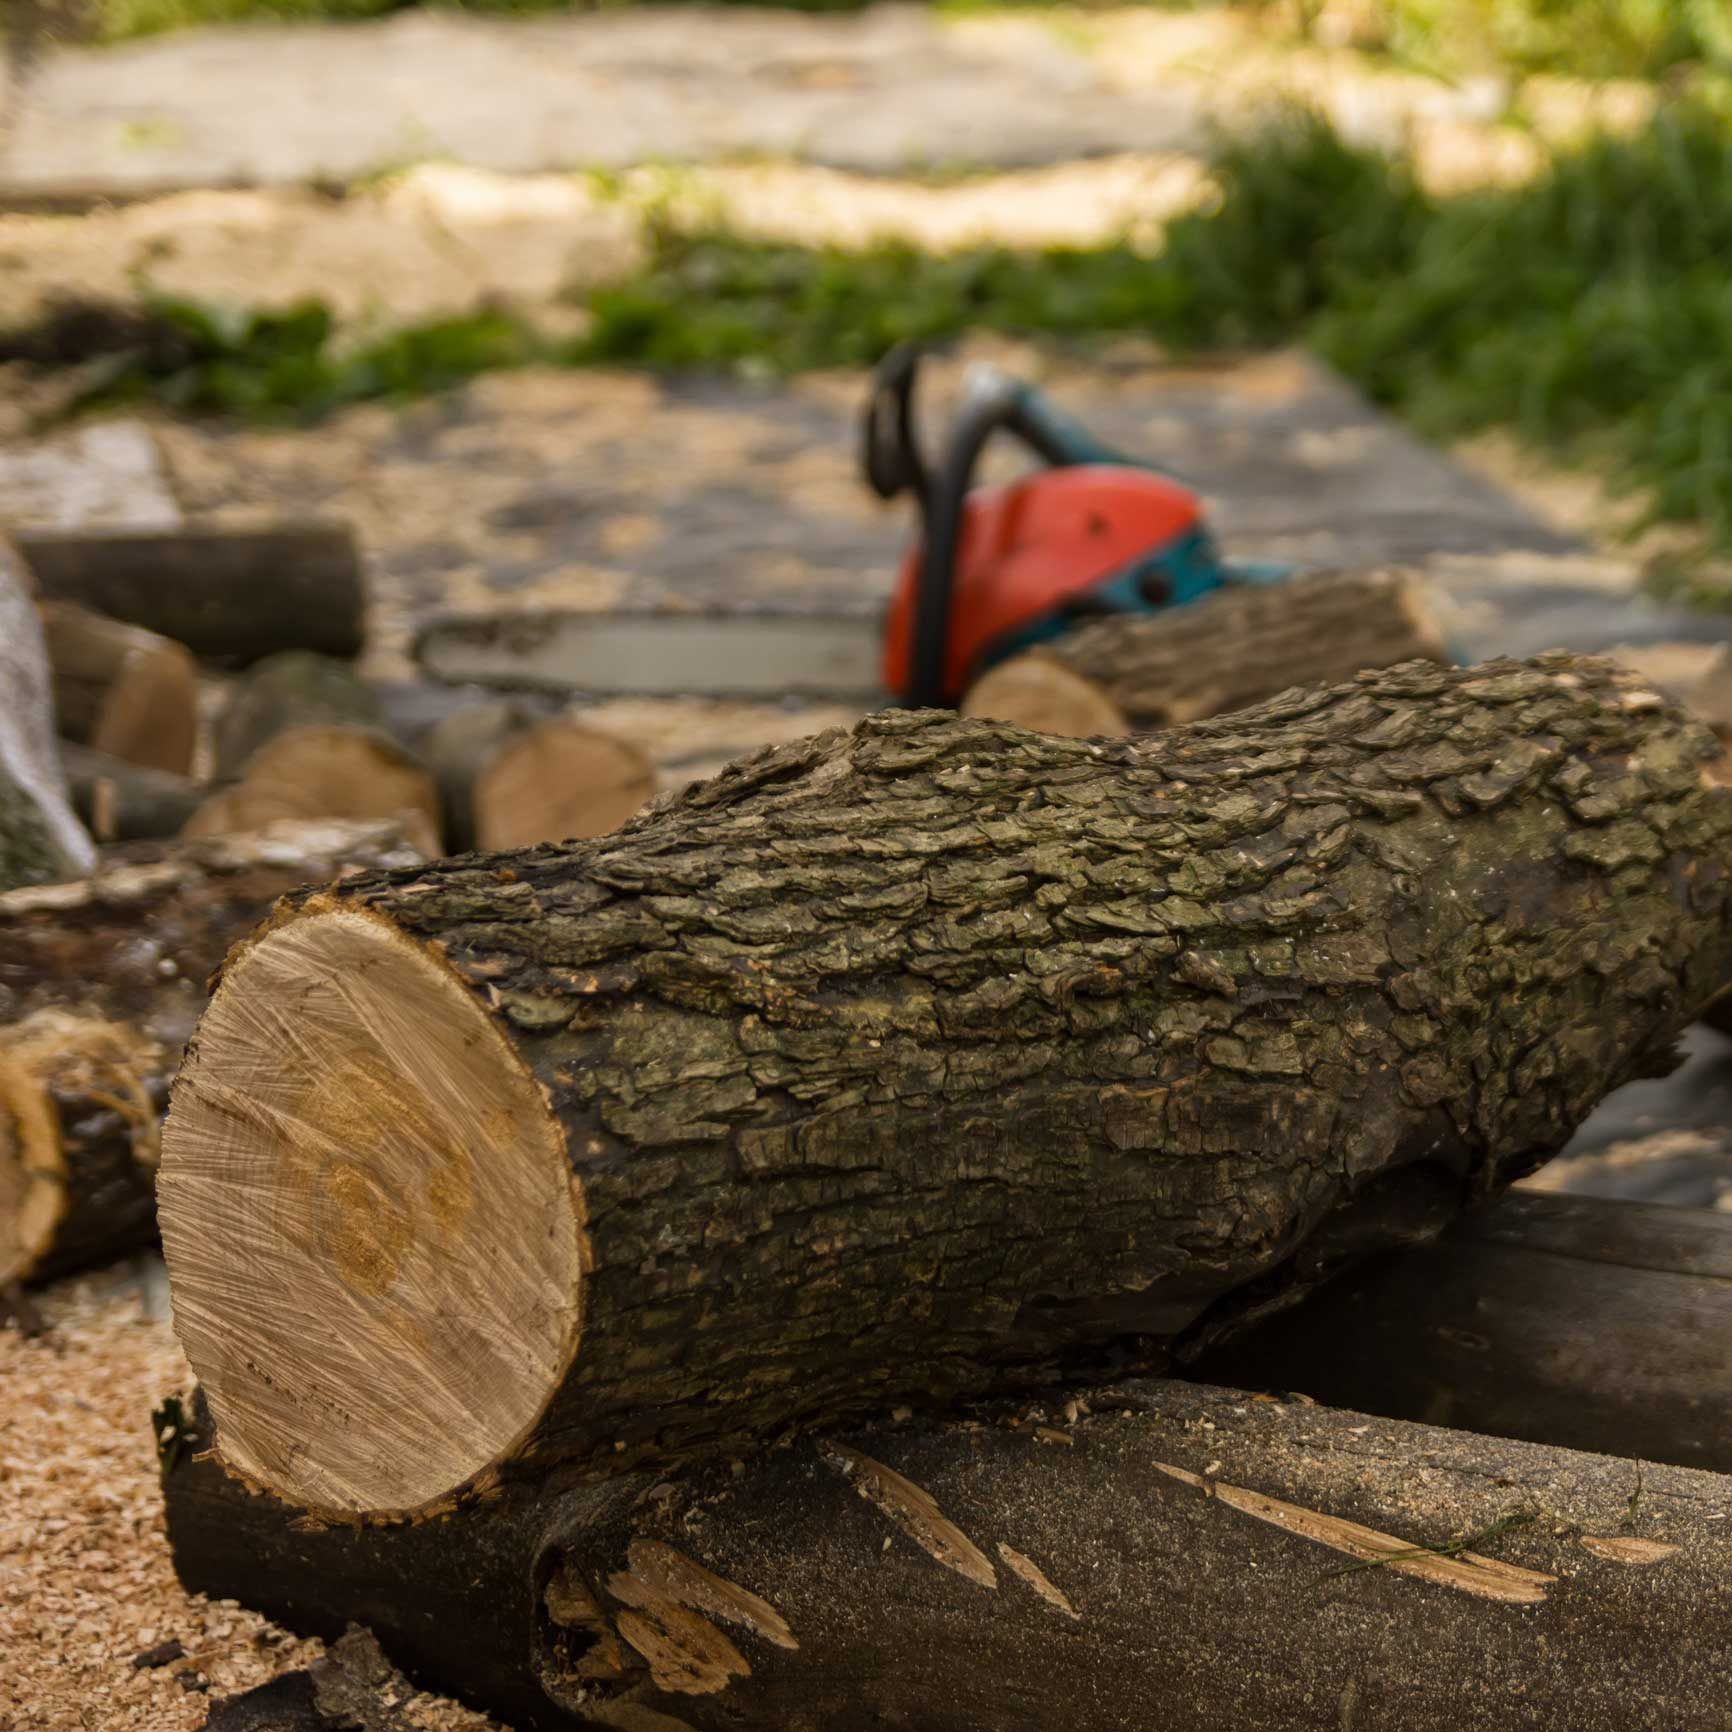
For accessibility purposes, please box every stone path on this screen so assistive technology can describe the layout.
[0,2,1644,204]
[0,5,1204,197]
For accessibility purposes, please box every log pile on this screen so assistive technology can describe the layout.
[6,489,1732,1732]
[0,821,425,1283]
[157,654,1732,1527]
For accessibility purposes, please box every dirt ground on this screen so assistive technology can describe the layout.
[0,1263,501,1732]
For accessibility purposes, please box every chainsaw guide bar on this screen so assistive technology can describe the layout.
[414,610,890,701]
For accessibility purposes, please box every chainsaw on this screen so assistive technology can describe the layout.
[415,346,1287,704]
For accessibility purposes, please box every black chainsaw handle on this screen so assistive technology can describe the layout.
[864,345,1091,708]
[906,364,1080,708]
[862,342,931,508]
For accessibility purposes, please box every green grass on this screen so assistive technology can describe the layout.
[1338,0,1732,81]
[11,104,1732,560]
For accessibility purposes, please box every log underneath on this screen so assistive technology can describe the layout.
[15,524,365,665]
[162,1377,1732,1732]
[38,600,199,776]
[971,567,1447,731]
[0,821,425,1282]
[1193,1190,1732,1474]
[158,654,1732,1521]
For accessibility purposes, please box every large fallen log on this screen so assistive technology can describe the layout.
[158,654,1732,1522]
[162,1376,1732,1732]
[0,821,424,1284]
[14,523,365,664]
[0,538,95,889]
[963,567,1448,735]
[1192,1190,1732,1473]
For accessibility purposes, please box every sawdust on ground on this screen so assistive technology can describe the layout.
[0,1264,501,1732]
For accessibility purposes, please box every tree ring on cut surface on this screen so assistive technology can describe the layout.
[160,904,583,1518]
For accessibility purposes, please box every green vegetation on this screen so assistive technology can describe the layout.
[3,296,538,418]
[12,105,1732,559]
[1333,0,1731,81]
[583,105,1732,550]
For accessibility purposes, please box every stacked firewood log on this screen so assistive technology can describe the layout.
[0,527,653,1286]
[153,649,1732,1732]
[9,513,1732,1732]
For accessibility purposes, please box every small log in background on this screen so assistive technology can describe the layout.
[162,1376,1732,1732]
[0,820,423,1283]
[14,523,366,664]
[188,651,443,853]
[963,567,1447,735]
[159,654,1732,1525]
[39,599,199,776]
[422,699,655,852]
[1192,1190,1732,1473]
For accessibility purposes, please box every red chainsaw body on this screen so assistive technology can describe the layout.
[880,465,1206,702]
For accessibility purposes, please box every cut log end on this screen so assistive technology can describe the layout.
[183,726,444,858]
[959,653,1130,740]
[0,1050,64,1285]
[159,904,584,1519]
[0,1011,159,1283]
[476,721,655,850]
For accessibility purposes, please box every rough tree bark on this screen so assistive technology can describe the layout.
[1192,1190,1732,1473]
[162,1377,1732,1732]
[39,600,200,775]
[158,653,1732,1523]
[0,537,95,889]
[0,820,424,1283]
[14,524,365,664]
[964,567,1447,733]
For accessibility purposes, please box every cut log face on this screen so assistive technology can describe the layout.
[200,655,443,853]
[0,1047,64,1285]
[38,600,200,776]
[185,728,443,858]
[213,651,385,780]
[477,721,655,850]
[425,703,656,853]
[0,1011,162,1285]
[959,652,1130,738]
[0,820,428,1283]
[162,908,583,1514]
[159,654,1732,1522]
